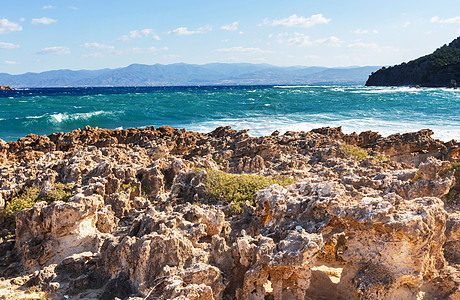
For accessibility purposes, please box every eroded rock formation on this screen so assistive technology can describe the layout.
[0,125,459,299]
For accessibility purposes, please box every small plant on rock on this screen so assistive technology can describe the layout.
[3,187,40,217]
[198,168,295,214]
[2,182,74,219]
[340,144,370,160]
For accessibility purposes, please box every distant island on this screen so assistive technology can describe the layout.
[0,85,14,90]
[366,36,460,87]
[0,63,379,88]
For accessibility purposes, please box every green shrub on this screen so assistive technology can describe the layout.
[198,168,295,213]
[3,187,40,217]
[340,144,390,162]
[2,183,74,218]
[375,154,390,162]
[118,182,137,193]
[340,144,370,160]
[41,182,74,203]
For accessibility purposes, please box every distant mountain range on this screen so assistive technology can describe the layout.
[366,36,460,87]
[0,63,380,87]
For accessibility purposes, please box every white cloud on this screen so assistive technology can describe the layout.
[270,14,331,28]
[355,29,379,34]
[69,6,78,10]
[348,42,379,49]
[221,22,239,31]
[284,33,344,47]
[37,46,70,55]
[215,46,273,54]
[119,29,160,41]
[82,52,105,58]
[124,46,168,54]
[402,21,411,28]
[0,19,23,34]
[31,17,57,25]
[431,16,460,24]
[83,46,168,58]
[42,5,55,9]
[169,25,212,35]
[81,42,114,50]
[0,42,19,49]
[2,60,18,65]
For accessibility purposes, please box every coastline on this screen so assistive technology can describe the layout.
[0,125,459,299]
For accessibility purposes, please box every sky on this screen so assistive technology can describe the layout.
[0,0,459,74]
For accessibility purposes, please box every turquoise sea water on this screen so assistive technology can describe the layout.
[0,85,459,142]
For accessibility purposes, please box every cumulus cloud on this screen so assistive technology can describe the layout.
[31,17,57,25]
[221,22,239,31]
[81,42,115,50]
[355,29,378,34]
[269,14,331,28]
[37,46,70,55]
[169,25,212,35]
[82,52,105,58]
[119,29,160,42]
[430,16,460,24]
[348,42,379,49]
[402,21,411,28]
[0,18,23,34]
[42,5,55,9]
[215,46,273,54]
[83,46,168,58]
[279,33,343,47]
[0,42,19,49]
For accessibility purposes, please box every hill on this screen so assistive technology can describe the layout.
[0,63,379,87]
[366,36,460,87]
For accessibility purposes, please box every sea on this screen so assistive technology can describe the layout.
[0,85,459,142]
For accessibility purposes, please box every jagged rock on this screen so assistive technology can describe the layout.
[0,126,458,299]
[15,193,103,270]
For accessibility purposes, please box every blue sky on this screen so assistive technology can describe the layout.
[1,0,459,74]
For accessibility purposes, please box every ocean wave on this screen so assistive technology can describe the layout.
[50,111,110,123]
[185,116,460,142]
[26,114,47,119]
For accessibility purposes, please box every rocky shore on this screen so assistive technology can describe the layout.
[0,125,459,299]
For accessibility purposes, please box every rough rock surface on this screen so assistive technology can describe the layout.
[0,125,459,299]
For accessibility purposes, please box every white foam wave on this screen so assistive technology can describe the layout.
[26,114,47,119]
[349,86,460,94]
[50,111,109,123]
[186,117,460,142]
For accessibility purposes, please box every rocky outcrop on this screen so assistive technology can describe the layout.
[366,36,460,87]
[0,125,459,299]
[0,86,14,90]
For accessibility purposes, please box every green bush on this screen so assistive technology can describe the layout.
[41,182,74,203]
[340,144,370,160]
[198,168,295,213]
[3,187,40,217]
[340,144,389,162]
[2,183,74,218]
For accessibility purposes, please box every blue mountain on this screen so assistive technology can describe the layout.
[0,63,380,87]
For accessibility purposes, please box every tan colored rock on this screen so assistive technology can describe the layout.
[0,126,458,299]
[15,193,103,269]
